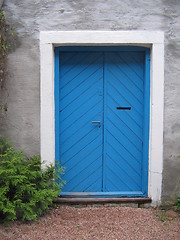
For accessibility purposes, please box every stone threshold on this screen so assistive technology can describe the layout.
[56,197,151,206]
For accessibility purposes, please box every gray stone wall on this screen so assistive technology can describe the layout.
[1,0,180,203]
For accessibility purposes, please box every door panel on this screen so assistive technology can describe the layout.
[59,52,104,192]
[104,52,144,192]
[56,48,148,196]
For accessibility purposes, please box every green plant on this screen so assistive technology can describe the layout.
[157,211,169,222]
[176,195,180,209]
[0,10,16,117]
[0,137,65,223]
[0,136,10,154]
[0,10,9,89]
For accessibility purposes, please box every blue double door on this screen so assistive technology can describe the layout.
[56,47,149,197]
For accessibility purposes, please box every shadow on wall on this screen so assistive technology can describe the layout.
[0,0,4,9]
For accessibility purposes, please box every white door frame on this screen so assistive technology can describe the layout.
[40,31,164,206]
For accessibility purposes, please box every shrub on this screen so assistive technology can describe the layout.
[0,136,10,154]
[177,195,180,209]
[0,137,65,223]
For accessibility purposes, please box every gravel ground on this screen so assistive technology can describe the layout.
[0,206,179,240]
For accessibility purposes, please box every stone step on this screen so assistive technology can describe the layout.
[55,197,151,208]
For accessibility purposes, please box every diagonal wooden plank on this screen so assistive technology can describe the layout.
[61,52,78,66]
[105,176,122,192]
[106,130,141,166]
[107,116,142,155]
[69,164,102,192]
[106,142,141,178]
[107,106,143,145]
[112,62,143,97]
[61,126,100,158]
[108,68,143,110]
[106,120,142,161]
[118,51,144,80]
[62,112,101,145]
[60,52,93,79]
[115,52,144,82]
[60,61,103,100]
[60,51,103,193]
[65,144,102,175]
[104,50,145,194]
[109,54,144,94]
[61,112,102,156]
[61,91,97,122]
[60,97,102,136]
[107,94,143,139]
[60,73,103,110]
[107,81,143,122]
[65,152,102,185]
[107,79,143,123]
[106,166,133,191]
[106,153,141,190]
[83,177,102,192]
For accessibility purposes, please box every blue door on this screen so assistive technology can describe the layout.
[55,47,150,197]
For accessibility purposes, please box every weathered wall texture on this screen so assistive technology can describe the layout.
[1,0,180,203]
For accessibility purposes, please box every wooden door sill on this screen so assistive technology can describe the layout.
[56,197,151,205]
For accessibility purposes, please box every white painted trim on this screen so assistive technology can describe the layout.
[40,31,164,206]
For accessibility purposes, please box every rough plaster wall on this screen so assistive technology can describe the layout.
[162,0,180,202]
[1,0,180,202]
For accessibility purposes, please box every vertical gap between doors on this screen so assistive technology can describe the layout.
[102,52,105,192]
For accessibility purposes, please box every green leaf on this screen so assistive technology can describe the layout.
[0,137,65,223]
